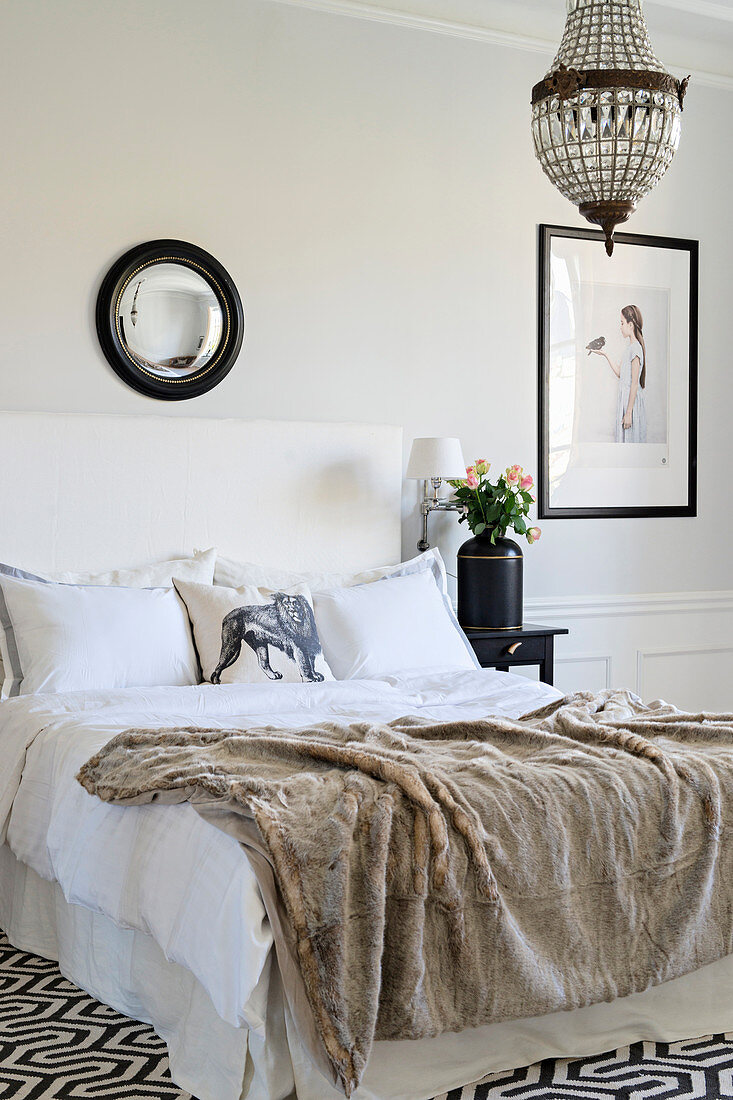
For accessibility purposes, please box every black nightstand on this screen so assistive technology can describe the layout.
[464,623,569,687]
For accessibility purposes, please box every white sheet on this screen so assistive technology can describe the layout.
[0,670,561,1057]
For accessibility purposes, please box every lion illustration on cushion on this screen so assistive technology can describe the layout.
[211,592,325,684]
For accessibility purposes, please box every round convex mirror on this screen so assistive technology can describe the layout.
[96,240,244,400]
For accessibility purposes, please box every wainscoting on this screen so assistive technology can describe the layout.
[522,591,733,712]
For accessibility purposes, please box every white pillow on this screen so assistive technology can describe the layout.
[0,550,214,695]
[174,579,334,686]
[0,574,200,697]
[0,549,215,691]
[313,569,480,680]
[214,547,448,595]
[0,547,216,588]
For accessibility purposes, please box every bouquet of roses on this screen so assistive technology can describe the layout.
[448,460,542,546]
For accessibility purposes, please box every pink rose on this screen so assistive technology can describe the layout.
[520,474,533,491]
[475,459,490,476]
[466,465,476,477]
[466,474,479,489]
[506,466,520,485]
[527,527,542,544]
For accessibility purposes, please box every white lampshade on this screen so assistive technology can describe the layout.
[406,437,466,480]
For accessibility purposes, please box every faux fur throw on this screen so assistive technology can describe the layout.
[77,690,733,1096]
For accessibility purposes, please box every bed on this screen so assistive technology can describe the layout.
[1,412,732,1100]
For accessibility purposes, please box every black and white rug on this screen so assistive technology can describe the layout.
[0,934,190,1099]
[0,932,731,1099]
[432,1037,733,1099]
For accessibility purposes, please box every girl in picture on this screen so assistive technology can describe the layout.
[591,304,647,443]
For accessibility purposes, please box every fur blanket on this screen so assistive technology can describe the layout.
[77,690,733,1096]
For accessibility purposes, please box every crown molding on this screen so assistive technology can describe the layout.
[273,0,553,54]
[272,0,733,91]
[651,0,733,22]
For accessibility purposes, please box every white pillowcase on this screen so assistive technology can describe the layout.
[313,569,480,680]
[213,548,449,596]
[0,547,216,588]
[0,549,215,692]
[174,579,334,686]
[0,574,200,697]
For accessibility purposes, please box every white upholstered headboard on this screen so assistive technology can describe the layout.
[0,412,402,575]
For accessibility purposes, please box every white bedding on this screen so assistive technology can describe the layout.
[0,669,561,1066]
[5,669,733,1100]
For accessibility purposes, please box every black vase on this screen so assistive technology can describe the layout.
[457,532,523,630]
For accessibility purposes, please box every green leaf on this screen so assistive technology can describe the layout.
[474,522,486,535]
[514,517,527,535]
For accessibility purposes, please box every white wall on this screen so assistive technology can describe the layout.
[1,0,732,705]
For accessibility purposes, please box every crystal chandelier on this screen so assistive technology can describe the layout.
[532,0,689,255]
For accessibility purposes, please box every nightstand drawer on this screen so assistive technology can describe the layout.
[468,635,546,667]
[464,624,568,686]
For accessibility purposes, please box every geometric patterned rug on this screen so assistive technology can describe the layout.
[0,933,731,1100]
[0,934,191,1099]
[432,1037,733,1099]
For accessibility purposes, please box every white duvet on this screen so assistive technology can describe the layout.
[0,670,561,1047]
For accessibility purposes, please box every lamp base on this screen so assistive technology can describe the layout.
[579,200,635,257]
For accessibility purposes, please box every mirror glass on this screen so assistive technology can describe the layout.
[116,262,224,379]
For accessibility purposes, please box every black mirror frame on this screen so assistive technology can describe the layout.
[96,239,245,401]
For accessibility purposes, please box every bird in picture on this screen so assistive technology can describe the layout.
[586,336,606,356]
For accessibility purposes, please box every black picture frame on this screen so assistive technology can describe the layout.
[96,239,245,401]
[538,223,698,520]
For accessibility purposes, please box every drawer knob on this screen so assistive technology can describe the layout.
[507,642,523,655]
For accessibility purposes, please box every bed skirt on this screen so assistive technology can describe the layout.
[0,844,254,1100]
[1,842,733,1100]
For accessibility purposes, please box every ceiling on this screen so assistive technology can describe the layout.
[285,0,733,85]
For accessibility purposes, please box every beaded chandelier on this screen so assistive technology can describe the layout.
[532,0,689,255]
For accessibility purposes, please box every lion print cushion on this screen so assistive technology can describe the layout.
[173,579,334,686]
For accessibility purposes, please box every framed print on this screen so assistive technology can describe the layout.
[538,224,698,519]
